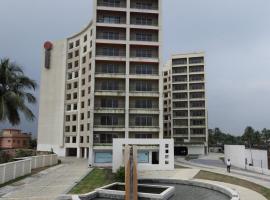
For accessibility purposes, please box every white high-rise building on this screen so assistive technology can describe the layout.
[163,53,208,155]
[37,0,163,166]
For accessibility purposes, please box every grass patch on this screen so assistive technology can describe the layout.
[69,168,117,194]
[195,170,270,200]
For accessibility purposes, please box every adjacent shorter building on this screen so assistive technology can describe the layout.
[163,52,208,155]
[0,129,31,149]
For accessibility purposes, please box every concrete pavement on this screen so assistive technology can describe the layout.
[0,158,91,200]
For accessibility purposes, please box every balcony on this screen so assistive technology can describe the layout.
[130,29,158,44]
[130,0,158,10]
[129,80,159,95]
[130,46,159,62]
[190,101,205,109]
[189,75,204,82]
[129,115,159,128]
[172,58,187,66]
[95,61,126,76]
[129,98,159,114]
[95,79,125,96]
[172,75,187,83]
[97,0,126,8]
[97,10,126,26]
[96,27,126,43]
[94,114,125,128]
[189,57,204,64]
[96,45,126,61]
[130,63,159,77]
[94,97,125,114]
[189,83,205,91]
[93,132,125,146]
[130,13,158,27]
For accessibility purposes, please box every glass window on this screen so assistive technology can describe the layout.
[138,151,149,163]
[95,152,112,163]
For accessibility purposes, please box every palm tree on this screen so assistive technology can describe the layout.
[0,58,37,125]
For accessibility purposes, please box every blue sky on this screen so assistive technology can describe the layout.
[0,0,270,136]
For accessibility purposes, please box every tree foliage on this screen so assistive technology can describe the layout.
[0,58,37,125]
[209,126,270,148]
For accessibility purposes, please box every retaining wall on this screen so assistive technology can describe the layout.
[0,154,58,184]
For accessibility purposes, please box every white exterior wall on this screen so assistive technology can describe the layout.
[112,139,174,173]
[224,145,246,169]
[245,149,268,169]
[37,40,67,157]
[225,145,269,174]
[0,154,58,184]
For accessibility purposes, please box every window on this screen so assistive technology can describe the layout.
[80,136,84,143]
[137,151,149,163]
[135,16,153,25]
[87,136,90,143]
[135,33,152,41]
[72,114,77,121]
[67,83,72,90]
[66,94,71,100]
[80,124,84,131]
[69,43,74,49]
[75,50,79,57]
[73,103,78,110]
[72,126,77,132]
[102,63,119,74]
[135,81,152,91]
[82,79,85,85]
[66,115,70,122]
[65,137,70,143]
[172,58,187,65]
[135,116,152,126]
[135,64,153,74]
[135,49,152,58]
[67,73,72,80]
[88,111,90,118]
[82,68,86,74]
[81,90,85,97]
[95,152,112,163]
[101,80,119,90]
[74,71,79,78]
[74,82,78,88]
[81,113,84,120]
[82,56,86,63]
[135,134,152,139]
[73,92,78,99]
[101,116,118,125]
[102,31,120,40]
[75,60,79,67]
[87,123,90,131]
[88,99,90,106]
[189,57,204,64]
[68,52,73,59]
[65,126,70,132]
[68,63,72,69]
[135,99,152,108]
[81,101,85,108]
[67,104,71,111]
[101,99,119,108]
[101,16,121,24]
[72,136,76,143]
[84,35,87,42]
[89,51,92,59]
[76,40,80,47]
[102,47,120,56]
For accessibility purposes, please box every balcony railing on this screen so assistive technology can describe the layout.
[97,32,126,40]
[130,18,158,26]
[96,49,126,57]
[130,35,158,42]
[130,2,158,10]
[97,0,126,8]
[97,17,126,24]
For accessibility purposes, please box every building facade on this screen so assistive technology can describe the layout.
[163,53,208,155]
[38,0,163,166]
[0,129,31,149]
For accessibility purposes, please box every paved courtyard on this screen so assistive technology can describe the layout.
[0,158,90,200]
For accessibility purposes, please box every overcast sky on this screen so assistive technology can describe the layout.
[0,0,270,136]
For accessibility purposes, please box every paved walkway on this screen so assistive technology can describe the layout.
[0,158,91,200]
[176,156,270,189]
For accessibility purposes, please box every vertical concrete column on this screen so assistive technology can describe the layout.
[125,0,131,139]
[84,148,88,159]
[77,147,81,158]
[2,165,6,184]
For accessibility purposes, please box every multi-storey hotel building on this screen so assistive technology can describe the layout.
[37,0,163,166]
[163,53,208,155]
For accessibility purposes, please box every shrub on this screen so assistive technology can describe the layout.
[0,151,12,164]
[15,149,33,158]
[115,167,125,182]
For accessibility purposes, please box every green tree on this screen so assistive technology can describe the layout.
[262,128,270,144]
[242,126,255,147]
[0,58,37,125]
